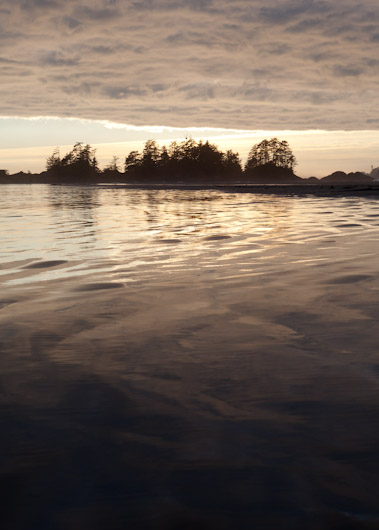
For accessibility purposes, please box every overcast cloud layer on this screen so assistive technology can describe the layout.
[1,0,379,129]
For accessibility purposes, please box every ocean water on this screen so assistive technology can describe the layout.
[1,184,379,529]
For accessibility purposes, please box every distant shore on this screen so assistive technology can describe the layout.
[2,139,378,191]
[2,180,378,196]
[98,182,379,196]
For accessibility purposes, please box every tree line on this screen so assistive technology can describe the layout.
[44,138,298,182]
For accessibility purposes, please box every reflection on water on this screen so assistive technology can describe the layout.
[1,185,379,529]
[0,186,300,287]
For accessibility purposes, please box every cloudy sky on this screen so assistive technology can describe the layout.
[1,0,379,175]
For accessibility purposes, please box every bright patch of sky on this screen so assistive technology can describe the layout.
[0,116,247,149]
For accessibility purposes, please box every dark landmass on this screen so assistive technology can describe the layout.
[242,163,303,184]
[1,172,379,196]
[1,139,378,194]
[320,171,375,184]
[98,183,379,196]
[1,168,378,196]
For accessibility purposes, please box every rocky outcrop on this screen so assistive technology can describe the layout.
[320,171,374,184]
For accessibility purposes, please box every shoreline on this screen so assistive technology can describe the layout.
[97,183,379,196]
[1,180,379,196]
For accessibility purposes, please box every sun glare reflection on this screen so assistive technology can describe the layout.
[1,186,378,290]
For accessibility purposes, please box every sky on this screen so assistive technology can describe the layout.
[1,0,379,176]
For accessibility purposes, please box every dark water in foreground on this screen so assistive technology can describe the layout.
[1,185,379,529]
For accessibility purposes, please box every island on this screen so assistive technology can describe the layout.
[1,138,378,195]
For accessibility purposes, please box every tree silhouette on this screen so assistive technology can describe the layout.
[223,150,242,178]
[244,138,299,183]
[141,140,160,169]
[158,145,170,168]
[44,138,298,184]
[46,143,98,179]
[245,138,296,171]
[123,137,241,181]
[124,151,140,173]
[106,155,120,172]
[46,147,61,171]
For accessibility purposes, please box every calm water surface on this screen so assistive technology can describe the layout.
[1,185,379,529]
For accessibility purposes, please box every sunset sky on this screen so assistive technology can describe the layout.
[1,0,379,176]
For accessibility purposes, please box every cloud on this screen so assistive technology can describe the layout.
[332,64,364,77]
[0,57,19,64]
[287,17,324,33]
[259,0,329,24]
[1,0,379,129]
[131,0,216,13]
[103,86,148,99]
[19,0,59,9]
[39,50,80,67]
[61,16,82,29]
[74,4,121,20]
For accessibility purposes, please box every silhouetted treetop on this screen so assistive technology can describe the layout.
[46,147,61,171]
[141,140,160,168]
[124,138,242,181]
[46,142,99,179]
[106,155,120,172]
[245,138,297,171]
[124,151,140,173]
